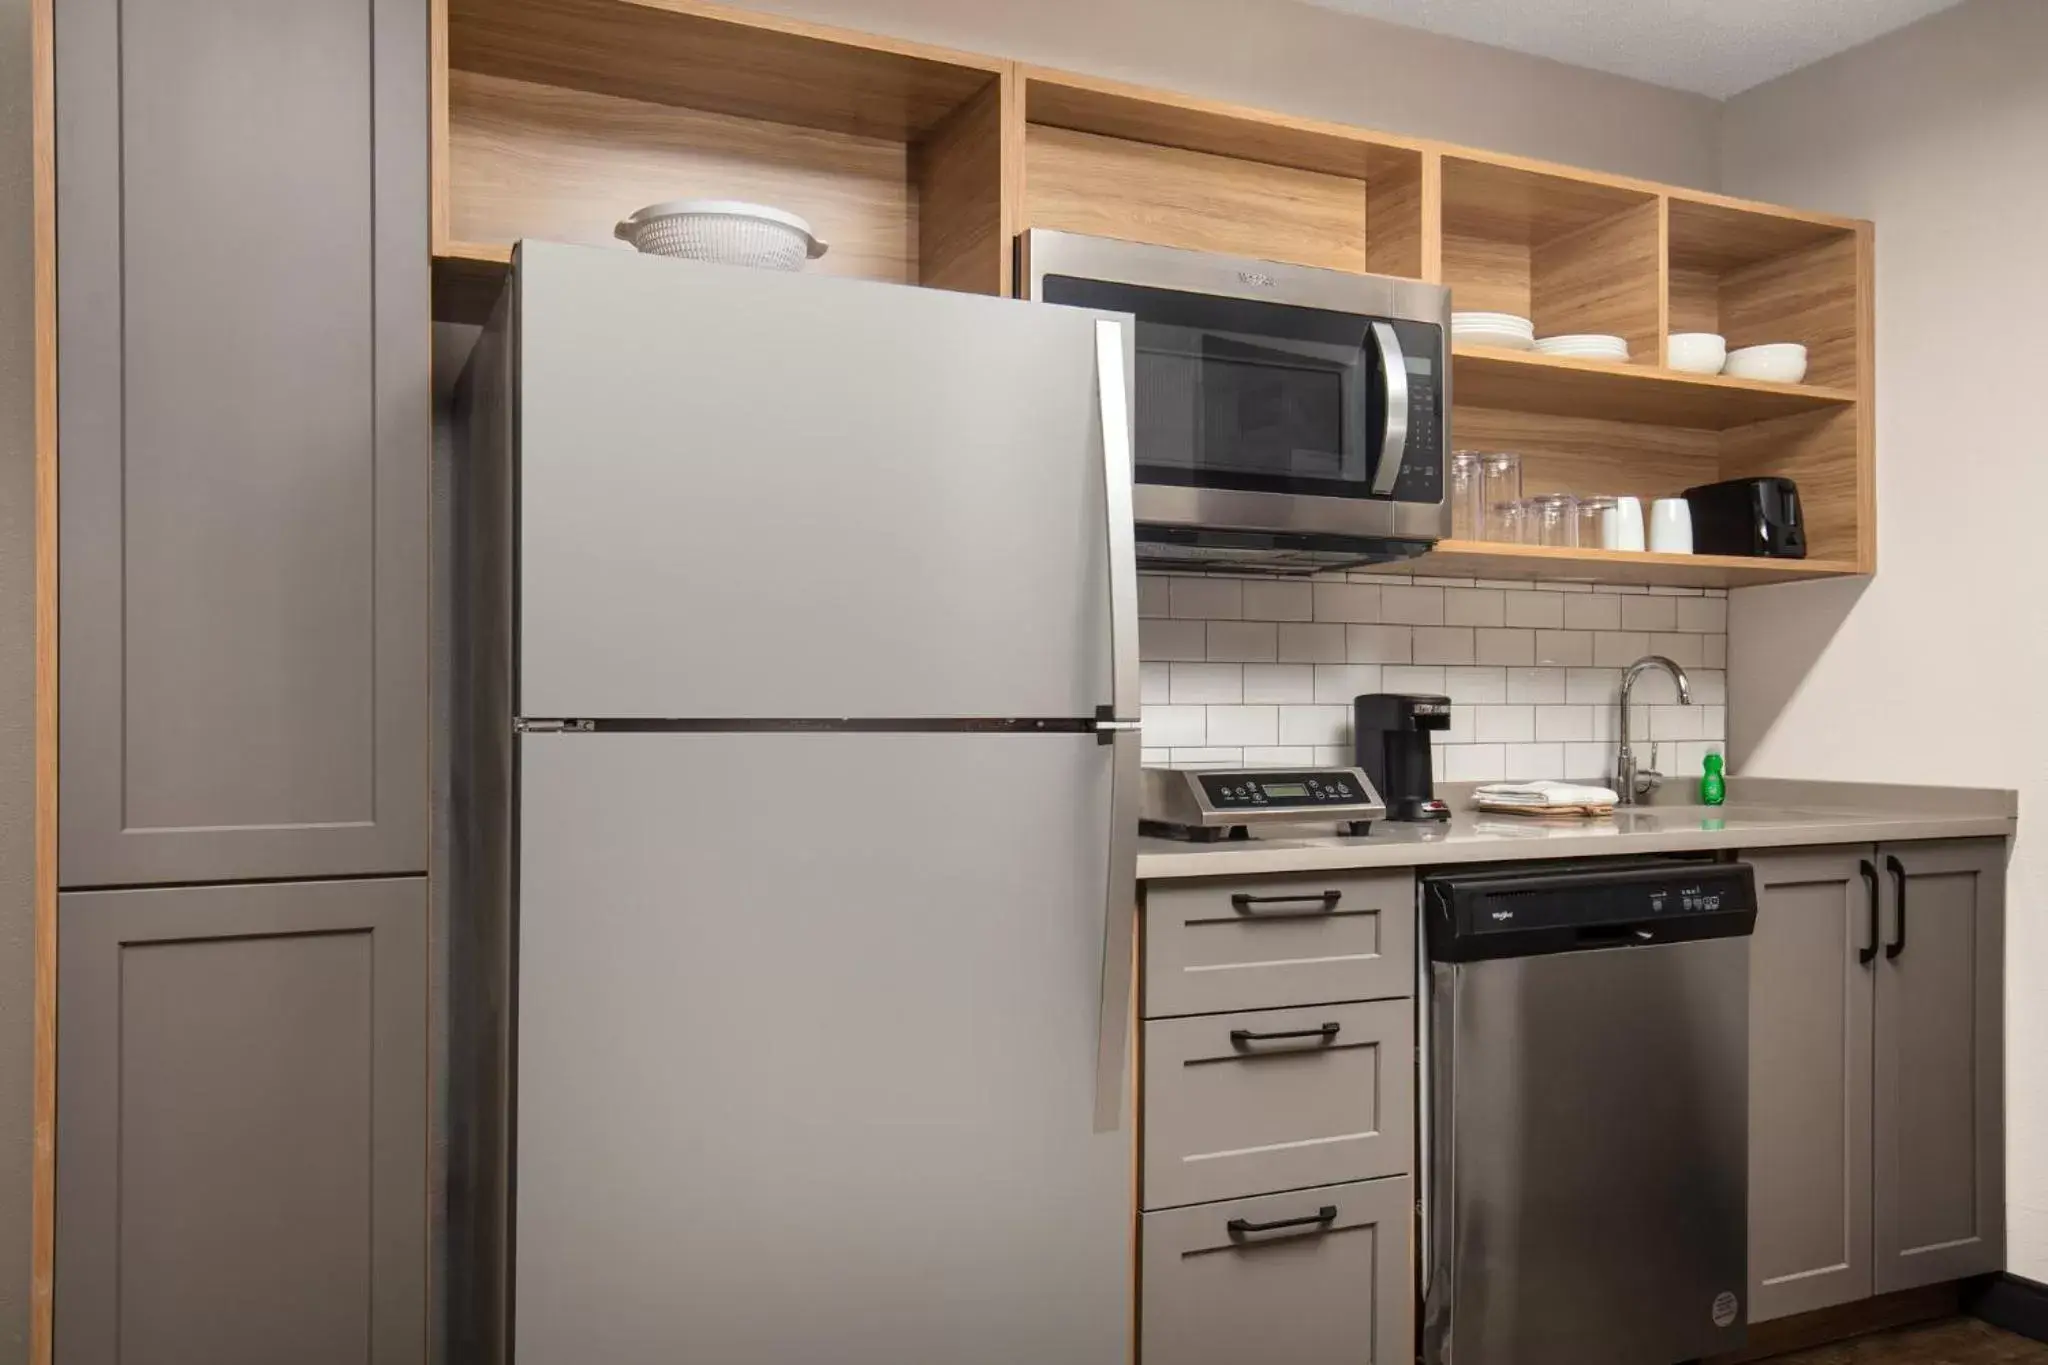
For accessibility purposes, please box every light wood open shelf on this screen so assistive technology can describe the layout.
[430,0,1877,588]
[1369,541,1863,589]
[1453,345,1857,429]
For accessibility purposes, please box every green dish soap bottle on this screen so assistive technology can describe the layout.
[1700,750,1727,806]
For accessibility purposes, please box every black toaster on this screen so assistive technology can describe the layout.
[1683,477,1806,558]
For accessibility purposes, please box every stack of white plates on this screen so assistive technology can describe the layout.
[1535,333,1630,361]
[1452,312,1534,350]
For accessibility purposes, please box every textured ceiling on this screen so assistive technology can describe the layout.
[1299,0,1967,98]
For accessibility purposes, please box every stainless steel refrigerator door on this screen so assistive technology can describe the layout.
[513,731,1133,1365]
[1430,938,1750,1365]
[513,241,1135,721]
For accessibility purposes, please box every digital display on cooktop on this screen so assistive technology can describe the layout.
[1196,771,1367,810]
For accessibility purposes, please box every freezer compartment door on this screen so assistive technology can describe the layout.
[514,243,1134,720]
[513,731,1133,1364]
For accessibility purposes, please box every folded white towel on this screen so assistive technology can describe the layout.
[1473,781,1620,807]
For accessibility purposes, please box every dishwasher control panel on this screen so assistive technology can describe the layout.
[1421,858,1757,962]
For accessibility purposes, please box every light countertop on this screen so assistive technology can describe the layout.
[1136,779,2016,881]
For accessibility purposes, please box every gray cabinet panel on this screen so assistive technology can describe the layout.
[1142,1176,1413,1365]
[1744,847,1875,1322]
[55,0,429,886]
[1144,999,1412,1210]
[1874,838,2006,1291]
[56,878,428,1365]
[1144,871,1415,1018]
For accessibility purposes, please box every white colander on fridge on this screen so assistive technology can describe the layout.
[613,199,829,271]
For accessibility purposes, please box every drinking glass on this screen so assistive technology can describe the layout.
[1575,496,1617,548]
[1449,451,1484,541]
[1529,493,1579,547]
[1479,453,1522,522]
[1486,500,1528,544]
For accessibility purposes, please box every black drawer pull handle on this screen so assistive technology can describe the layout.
[1228,1205,1339,1237]
[1230,1022,1341,1047]
[1230,890,1342,914]
[1859,860,1880,966]
[1886,855,1908,959]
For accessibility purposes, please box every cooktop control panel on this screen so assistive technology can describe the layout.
[1197,771,1369,810]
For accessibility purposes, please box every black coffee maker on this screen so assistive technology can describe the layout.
[1354,693,1452,822]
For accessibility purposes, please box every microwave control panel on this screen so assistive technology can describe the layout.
[1380,318,1445,507]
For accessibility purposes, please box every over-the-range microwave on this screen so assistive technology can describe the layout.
[1020,230,1451,572]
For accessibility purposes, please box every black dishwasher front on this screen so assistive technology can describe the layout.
[1421,857,1757,1365]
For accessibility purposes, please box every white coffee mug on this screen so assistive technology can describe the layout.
[1650,498,1694,554]
[1604,496,1646,552]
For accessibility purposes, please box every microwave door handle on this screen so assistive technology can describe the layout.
[1370,322,1409,497]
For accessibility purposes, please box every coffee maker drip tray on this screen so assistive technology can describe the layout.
[1139,767,1388,842]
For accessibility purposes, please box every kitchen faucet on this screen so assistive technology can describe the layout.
[1614,655,1692,806]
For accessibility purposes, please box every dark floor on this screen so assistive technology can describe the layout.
[1771,1320,2048,1364]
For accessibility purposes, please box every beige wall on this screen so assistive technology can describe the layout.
[1720,0,2048,1280]
[732,0,1723,187]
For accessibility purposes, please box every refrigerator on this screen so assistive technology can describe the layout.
[447,241,1140,1365]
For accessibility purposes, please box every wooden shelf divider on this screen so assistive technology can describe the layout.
[1368,541,1862,590]
[1453,345,1857,429]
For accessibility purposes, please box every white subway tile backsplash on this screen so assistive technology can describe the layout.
[1503,743,1565,780]
[1170,576,1242,620]
[1677,597,1729,633]
[1475,704,1536,743]
[1443,666,1508,704]
[1566,668,1622,705]
[1504,591,1565,629]
[1412,575,1476,588]
[1443,744,1506,781]
[1278,622,1347,663]
[1383,664,1447,695]
[1242,746,1316,765]
[1649,632,1705,668]
[1620,596,1678,631]
[1594,631,1652,666]
[1536,705,1595,741]
[1242,579,1314,622]
[1506,667,1567,704]
[1140,618,1208,662]
[1443,588,1506,627]
[1207,704,1279,746]
[1141,704,1207,747]
[1243,664,1316,704]
[1313,582,1382,623]
[1278,705,1351,746]
[1206,621,1278,662]
[1346,625,1413,664]
[1380,585,1445,625]
[1475,628,1536,666]
[1648,585,1703,597]
[1170,748,1243,768]
[1595,583,1651,595]
[1533,630,1593,666]
[1313,664,1383,704]
[1167,662,1243,704]
[1140,575,1726,774]
[1563,593,1622,631]
[1414,627,1477,665]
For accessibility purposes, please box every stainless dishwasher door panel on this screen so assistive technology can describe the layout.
[1427,937,1750,1365]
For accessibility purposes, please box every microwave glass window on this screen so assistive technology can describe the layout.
[1041,273,1439,502]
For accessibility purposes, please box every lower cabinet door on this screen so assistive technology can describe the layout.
[55,877,427,1365]
[1874,838,2007,1292]
[1745,847,1876,1322]
[1142,1176,1413,1365]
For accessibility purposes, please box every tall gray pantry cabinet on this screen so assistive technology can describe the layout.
[49,0,431,1356]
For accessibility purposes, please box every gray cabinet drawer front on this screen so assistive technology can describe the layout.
[1144,999,1413,1210]
[1142,1176,1413,1365]
[1145,872,1414,1018]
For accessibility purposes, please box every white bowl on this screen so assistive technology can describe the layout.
[1453,311,1533,330]
[1453,327,1536,351]
[1666,332,1728,374]
[1723,342,1808,383]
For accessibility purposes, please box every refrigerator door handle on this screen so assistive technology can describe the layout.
[1096,318,1140,727]
[1094,725,1140,1132]
[1092,317,1140,1133]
